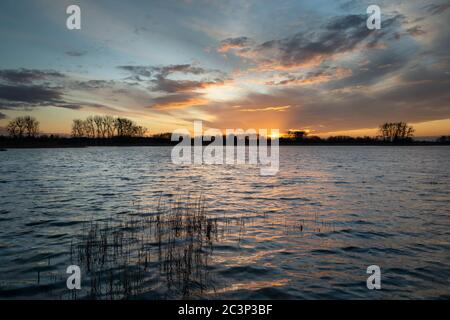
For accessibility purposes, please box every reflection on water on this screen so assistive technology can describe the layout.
[0,146,449,299]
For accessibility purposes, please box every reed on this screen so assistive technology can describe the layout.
[70,194,232,299]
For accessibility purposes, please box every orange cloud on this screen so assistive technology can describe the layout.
[151,96,209,110]
[237,105,291,112]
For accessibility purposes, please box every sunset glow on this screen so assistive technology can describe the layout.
[0,0,448,137]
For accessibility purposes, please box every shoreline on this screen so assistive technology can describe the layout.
[1,142,449,149]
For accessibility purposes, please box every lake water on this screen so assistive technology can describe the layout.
[0,146,449,299]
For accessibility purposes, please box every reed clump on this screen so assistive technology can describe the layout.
[70,194,226,299]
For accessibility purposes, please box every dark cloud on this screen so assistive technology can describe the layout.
[57,103,115,111]
[0,70,121,112]
[218,37,252,52]
[424,3,450,15]
[157,64,207,76]
[118,65,154,79]
[65,50,88,57]
[151,75,223,93]
[325,14,366,30]
[266,66,352,86]
[0,69,65,84]
[0,84,62,104]
[327,52,406,90]
[338,0,366,11]
[285,14,398,66]
[406,25,427,37]
[220,14,402,69]
[118,64,209,80]
[56,104,83,110]
[71,80,116,90]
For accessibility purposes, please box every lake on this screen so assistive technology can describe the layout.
[0,146,449,299]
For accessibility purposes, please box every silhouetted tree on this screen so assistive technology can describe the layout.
[7,116,39,138]
[287,129,308,140]
[133,125,147,137]
[83,116,96,138]
[7,118,25,137]
[103,115,116,138]
[115,117,137,137]
[93,115,107,138]
[71,119,84,137]
[379,122,414,142]
[70,115,147,138]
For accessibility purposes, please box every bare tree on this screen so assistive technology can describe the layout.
[23,116,39,137]
[7,119,23,137]
[71,119,85,137]
[7,116,39,138]
[379,122,414,142]
[69,115,147,138]
[114,117,132,137]
[83,116,96,138]
[93,115,107,138]
[133,125,147,137]
[103,115,116,138]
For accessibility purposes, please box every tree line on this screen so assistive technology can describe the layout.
[286,122,415,142]
[71,115,147,138]
[3,117,448,144]
[4,115,148,138]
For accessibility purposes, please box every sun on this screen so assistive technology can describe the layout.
[269,132,280,139]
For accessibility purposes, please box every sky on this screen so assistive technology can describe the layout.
[0,0,449,137]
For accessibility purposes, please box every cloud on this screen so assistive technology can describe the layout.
[0,69,121,112]
[266,67,352,86]
[218,36,252,53]
[218,14,402,71]
[150,92,208,110]
[424,3,450,15]
[118,65,154,79]
[0,68,81,110]
[71,80,116,90]
[118,64,209,80]
[0,69,65,84]
[57,103,116,111]
[0,111,6,120]
[65,50,88,57]
[237,105,291,112]
[406,25,427,37]
[151,75,223,93]
[54,104,83,110]
[119,63,228,109]
[327,51,407,89]
[0,84,62,104]
[207,78,450,133]
[156,64,207,76]
[200,49,450,133]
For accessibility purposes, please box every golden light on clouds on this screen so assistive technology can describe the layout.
[202,83,244,102]
[238,105,291,112]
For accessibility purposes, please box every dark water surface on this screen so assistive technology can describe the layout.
[0,146,449,299]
